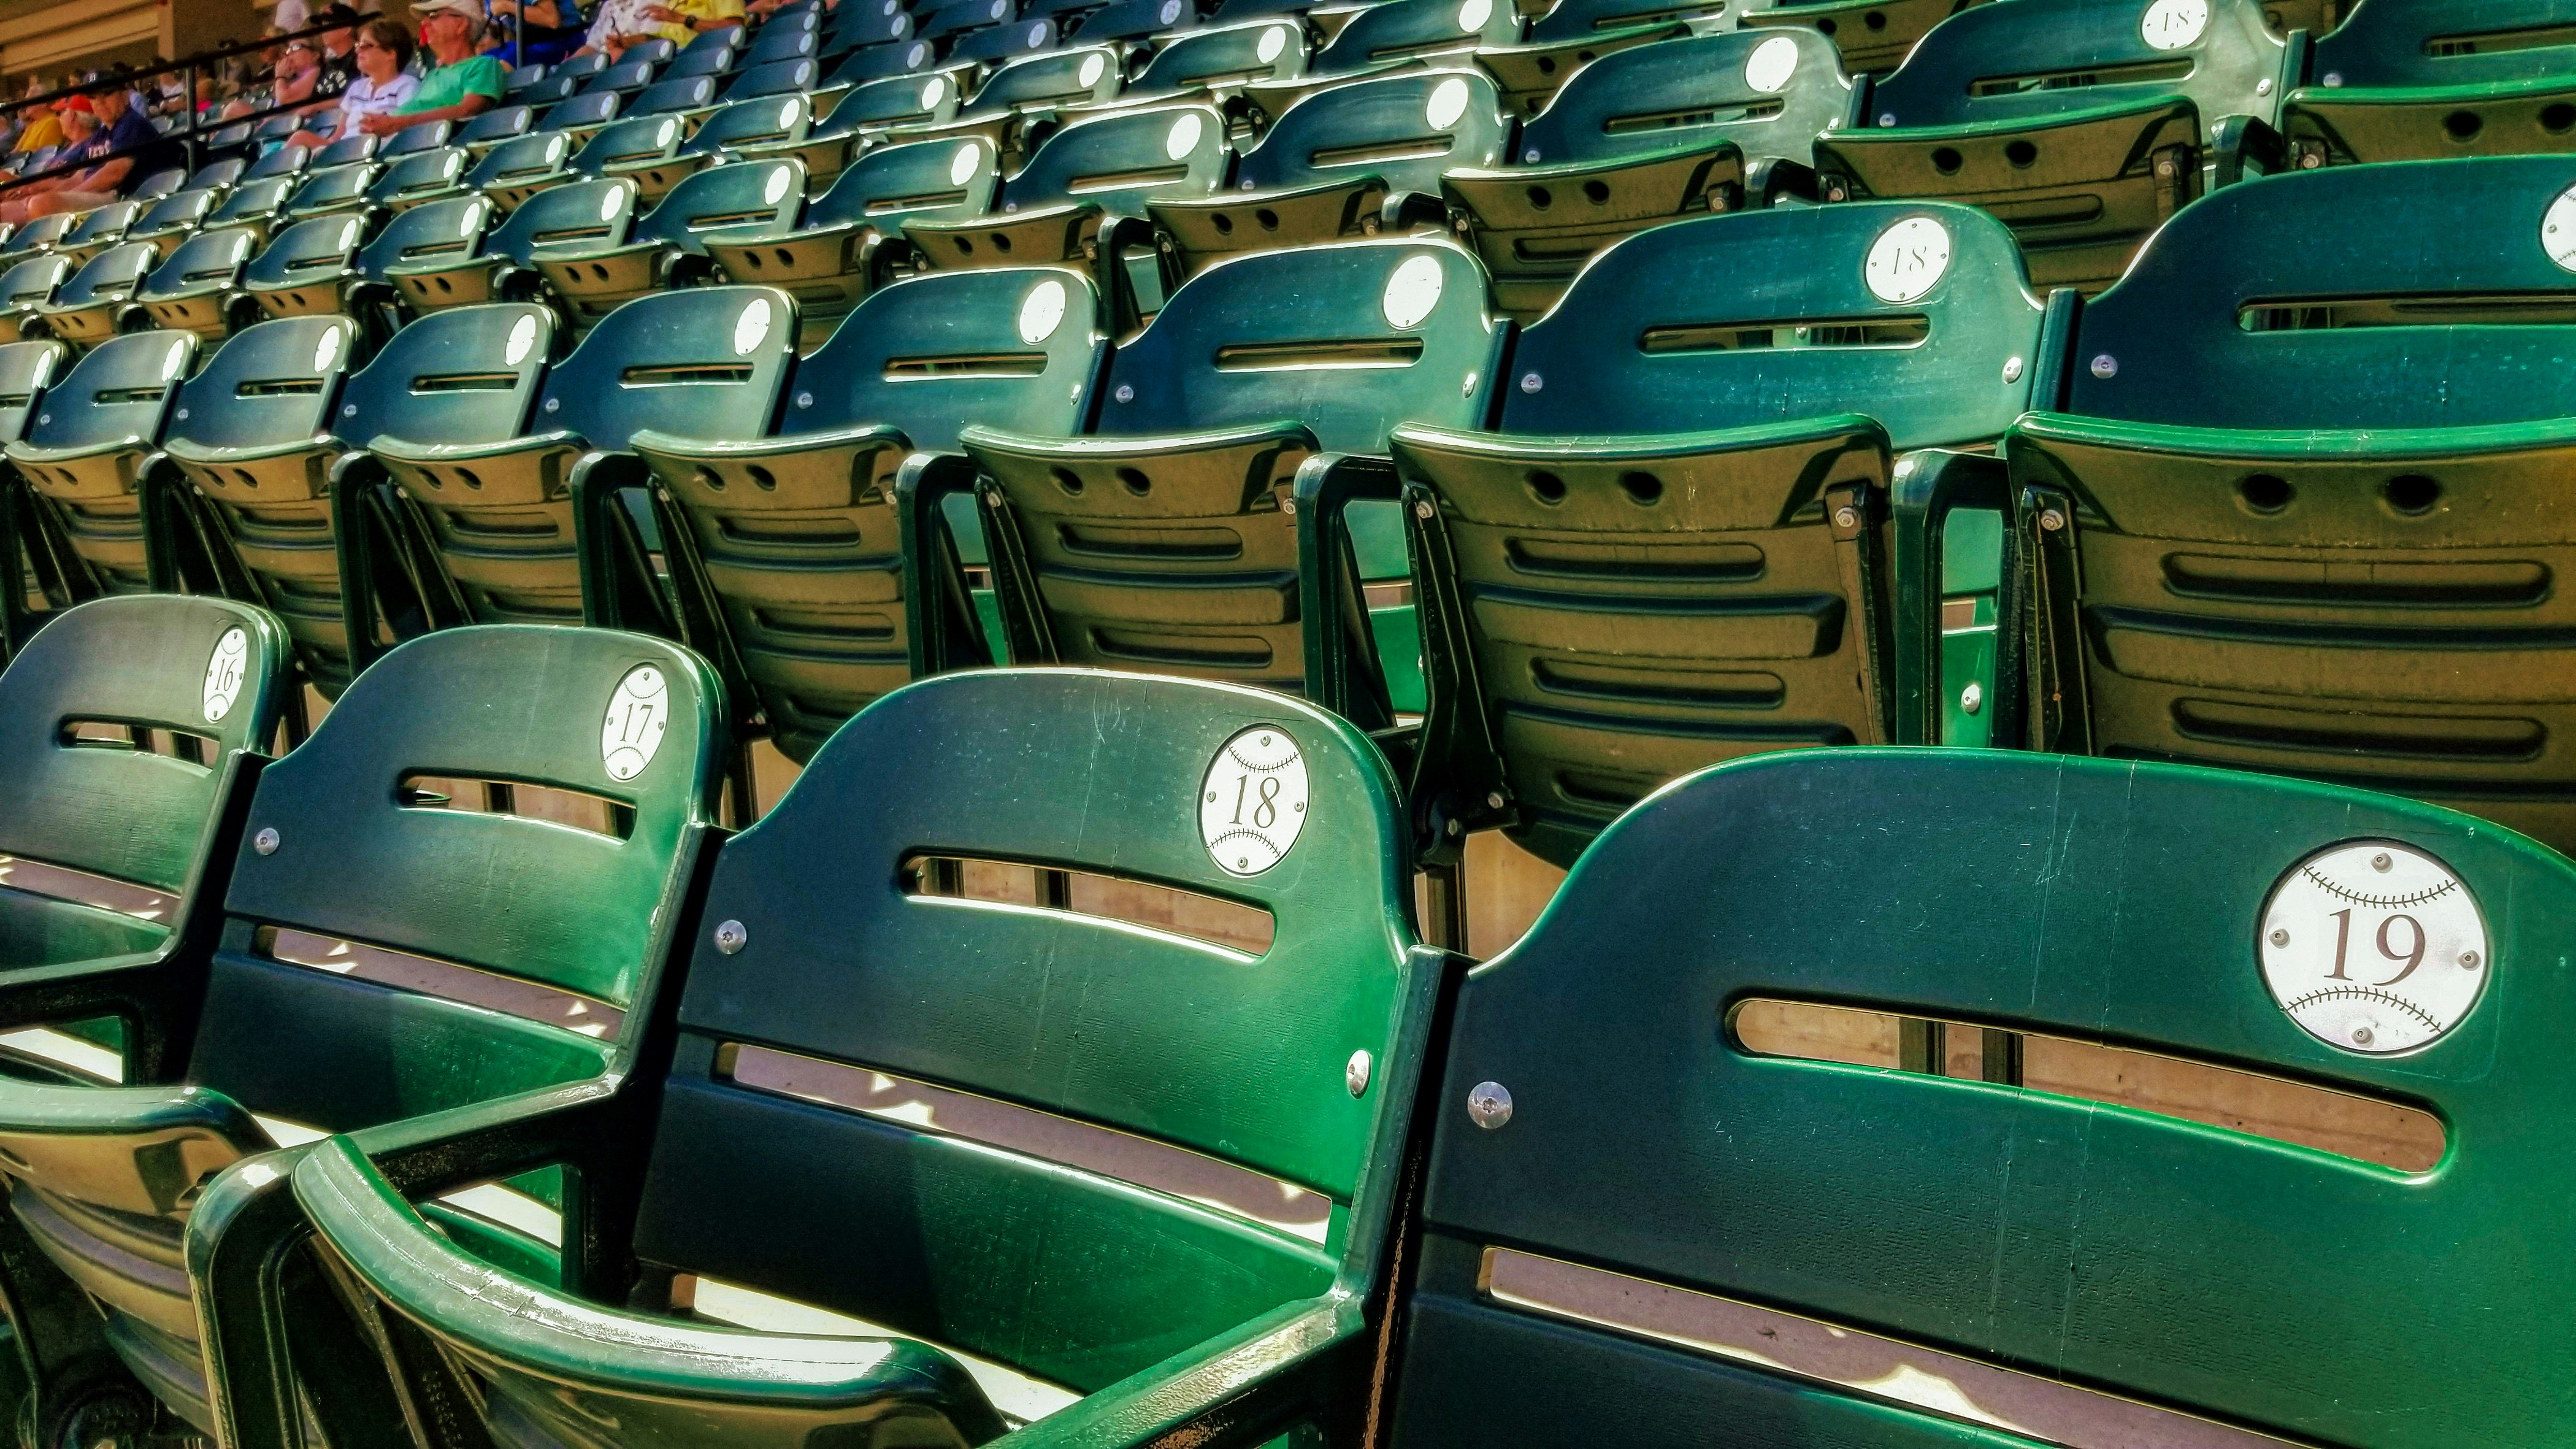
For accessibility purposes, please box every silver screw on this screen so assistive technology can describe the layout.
[2323,71,2342,87]
[1114,383,1133,402]
[1833,505,1859,529]
[2090,354,2118,379]
[1460,372,1477,396]
[2002,356,2023,383]
[2461,950,2480,969]
[983,489,1003,506]
[2300,152,2324,169]
[2372,852,2393,872]
[2271,928,2290,947]
[2255,77,2272,96]
[253,827,280,855]
[2039,509,2066,532]
[175,408,189,420]
[713,919,748,954]
[1346,1050,1372,1097]
[1467,1080,1512,1129]
[1519,372,1542,393]
[342,403,358,417]
[2352,1026,2374,1047]
[1959,681,1982,715]
[1414,499,1434,520]
[2154,158,2174,179]
[1877,112,1895,127]
[1446,819,1462,837]
[544,397,561,412]
[1486,791,1505,809]
[795,391,813,407]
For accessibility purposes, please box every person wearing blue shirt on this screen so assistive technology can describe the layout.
[0,86,178,225]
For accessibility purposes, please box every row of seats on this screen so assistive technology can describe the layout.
[0,588,2557,1449]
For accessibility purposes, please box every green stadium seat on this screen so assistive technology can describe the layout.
[953,14,1066,63]
[236,217,364,323]
[165,309,552,695]
[1095,18,1310,109]
[1151,71,1509,276]
[818,4,920,58]
[2,332,199,598]
[26,241,155,347]
[129,169,188,205]
[567,113,691,202]
[808,37,941,114]
[884,44,1125,169]
[1241,0,1525,116]
[946,238,1502,729]
[579,58,660,97]
[385,178,638,317]
[0,622,723,1445]
[131,228,259,342]
[1815,0,2298,291]
[351,199,495,327]
[52,200,144,270]
[121,187,221,260]
[537,90,625,141]
[456,103,538,156]
[236,666,1429,1449]
[534,159,806,333]
[623,35,681,64]
[638,93,814,196]
[1392,201,2047,866]
[470,130,583,211]
[181,158,247,193]
[237,145,310,185]
[1471,0,1735,117]
[312,133,379,171]
[0,256,72,344]
[659,45,737,80]
[700,137,1000,344]
[634,267,1105,761]
[0,340,76,650]
[710,57,818,106]
[1444,28,1849,316]
[743,20,824,65]
[631,72,726,118]
[819,68,968,139]
[908,103,1227,326]
[380,118,453,157]
[197,177,296,248]
[1744,0,1990,74]
[2284,0,2576,167]
[1072,0,1200,47]
[2002,154,2576,856]
[278,161,380,223]
[553,50,614,84]
[375,285,794,630]
[922,0,1021,45]
[0,214,71,266]
[364,144,472,213]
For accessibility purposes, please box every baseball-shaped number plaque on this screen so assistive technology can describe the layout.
[600,665,670,783]
[1200,726,1309,877]
[202,628,250,724]
[2259,840,2488,1055]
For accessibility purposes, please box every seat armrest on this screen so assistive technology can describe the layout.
[2210,113,2287,188]
[1890,448,2012,748]
[1745,156,1820,206]
[895,448,998,676]
[1002,1297,1360,1449]
[1378,188,1451,234]
[1291,452,1405,731]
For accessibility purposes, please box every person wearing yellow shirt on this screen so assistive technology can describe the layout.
[643,0,744,34]
[10,106,60,155]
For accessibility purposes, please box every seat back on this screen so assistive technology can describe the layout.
[485,178,639,266]
[632,74,722,115]
[0,213,73,260]
[242,214,365,291]
[383,118,453,157]
[313,133,380,170]
[684,94,811,155]
[745,25,821,67]
[828,71,964,130]
[1868,0,2287,142]
[635,158,805,252]
[359,197,494,282]
[469,129,577,190]
[965,44,1124,113]
[186,157,247,191]
[456,104,537,147]
[1308,0,1519,74]
[723,57,821,104]
[133,187,219,237]
[339,303,553,452]
[554,51,613,83]
[131,167,188,202]
[1239,69,1508,190]
[50,241,154,308]
[368,145,470,206]
[808,135,999,231]
[572,114,687,175]
[205,177,294,228]
[624,35,680,64]
[140,227,256,300]
[240,144,311,182]
[1525,0,1731,40]
[2008,155,2576,851]
[542,284,797,453]
[1398,747,2576,1449]
[633,668,1417,1389]
[581,58,659,96]
[194,626,723,1131]
[953,15,1059,61]
[654,269,1104,758]
[1512,28,1847,168]
[59,200,142,252]
[282,161,380,217]
[0,595,288,896]
[924,0,1016,40]
[826,1,919,48]
[660,45,735,81]
[1001,101,1229,212]
[0,255,71,312]
[166,316,358,453]
[540,91,624,133]
[823,36,938,88]
[2309,0,2572,87]
[0,339,65,443]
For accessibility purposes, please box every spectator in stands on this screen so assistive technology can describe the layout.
[9,101,61,156]
[358,0,502,134]
[0,87,182,224]
[288,18,418,146]
[574,0,692,59]
[488,0,588,66]
[648,0,746,36]
[307,5,365,102]
[272,36,323,107]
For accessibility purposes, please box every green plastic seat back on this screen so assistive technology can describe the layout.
[623,36,678,64]
[829,1,914,45]
[724,58,819,102]
[634,158,805,252]
[1238,69,1509,190]
[830,71,960,130]
[18,333,193,453]
[0,213,74,259]
[1308,0,1519,74]
[1401,747,2576,1449]
[0,339,66,443]
[1513,28,1847,167]
[285,163,378,215]
[140,228,256,299]
[61,200,141,250]
[809,136,999,231]
[1101,236,1501,446]
[2067,156,2576,428]
[683,94,810,155]
[0,255,70,311]
[52,242,155,308]
[1526,0,1743,41]
[135,187,218,235]
[206,177,294,226]
[314,133,379,171]
[582,58,658,95]
[485,179,638,267]
[337,303,553,450]
[632,669,1413,1389]
[383,118,453,156]
[924,0,1014,40]
[744,22,821,64]
[457,104,535,145]
[187,158,246,191]
[792,267,1103,444]
[367,145,470,205]
[469,129,576,189]
[954,18,1064,67]
[1079,0,1200,44]
[131,168,187,202]
[240,144,311,183]
[0,595,288,896]
[540,285,796,447]
[167,316,359,451]
[1003,102,1229,213]
[632,74,721,115]
[659,45,734,80]
[361,196,494,277]
[540,91,624,133]
[571,114,687,174]
[678,23,741,58]
[196,626,722,1131]
[243,215,367,290]
[2307,0,2576,86]
[1508,201,2042,445]
[1869,0,2285,142]
[965,45,1124,113]
[821,37,935,89]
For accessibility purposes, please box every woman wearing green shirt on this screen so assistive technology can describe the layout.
[364,0,504,135]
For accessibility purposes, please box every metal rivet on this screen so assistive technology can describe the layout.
[34,415,45,425]
[2154,159,2175,179]
[795,391,813,408]
[253,828,280,855]
[1877,112,1895,127]
[341,403,358,417]
[713,919,748,953]
[2255,77,2271,96]
[1833,505,1858,528]
[1346,1050,1371,1097]
[2372,852,2393,872]
[1519,372,1541,393]
[1445,818,1463,836]
[2090,354,2118,379]
[1114,383,1133,402]
[2323,71,2342,87]
[1960,681,1983,715]
[2352,1026,2374,1047]
[1486,790,1506,809]
[2299,152,2323,169]
[2461,950,2481,970]
[983,489,1003,506]
[544,397,561,412]
[2002,356,2023,383]
[2039,509,2066,532]
[1461,371,1477,396]
[1467,1080,1512,1129]
[1414,499,1434,520]
[1522,147,1539,162]
[1279,497,1297,515]
[175,408,190,420]
[2271,928,2290,947]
